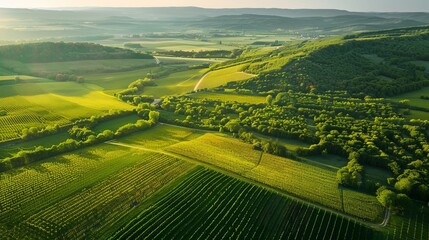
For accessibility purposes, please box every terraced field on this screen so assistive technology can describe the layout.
[166,133,384,222]
[0,144,195,239]
[111,168,376,240]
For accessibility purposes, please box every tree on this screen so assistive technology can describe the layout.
[266,95,273,105]
[225,119,241,133]
[394,178,414,194]
[376,188,396,208]
[149,111,160,123]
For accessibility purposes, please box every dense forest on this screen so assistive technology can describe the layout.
[0,42,153,63]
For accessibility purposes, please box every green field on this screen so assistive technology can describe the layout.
[0,75,50,84]
[111,168,376,240]
[121,39,236,52]
[118,124,204,150]
[164,133,384,222]
[408,110,429,120]
[93,114,141,132]
[84,67,160,92]
[143,68,207,97]
[384,207,429,240]
[0,81,132,142]
[196,65,256,90]
[0,143,195,239]
[0,131,70,158]
[0,59,156,75]
[83,57,216,95]
[191,92,267,104]
[390,86,429,109]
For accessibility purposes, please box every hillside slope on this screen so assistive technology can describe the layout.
[224,26,429,97]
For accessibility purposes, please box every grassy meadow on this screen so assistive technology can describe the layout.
[118,124,204,150]
[120,39,236,52]
[0,81,132,142]
[389,86,429,109]
[196,65,256,90]
[191,92,267,104]
[144,68,207,97]
[0,59,157,75]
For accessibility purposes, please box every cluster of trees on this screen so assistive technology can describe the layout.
[68,126,95,141]
[160,90,429,203]
[0,110,160,173]
[116,78,156,105]
[0,42,153,63]
[54,73,85,83]
[73,110,135,128]
[421,96,429,100]
[337,152,364,188]
[21,110,135,141]
[376,186,412,214]
[20,124,61,140]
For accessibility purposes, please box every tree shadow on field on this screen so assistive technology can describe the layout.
[31,155,73,174]
[75,149,103,162]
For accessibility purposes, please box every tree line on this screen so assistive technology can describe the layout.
[0,108,159,173]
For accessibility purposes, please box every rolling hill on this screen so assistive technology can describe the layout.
[223,26,429,97]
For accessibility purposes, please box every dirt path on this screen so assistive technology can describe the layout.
[193,72,211,91]
[380,208,391,227]
[154,56,161,65]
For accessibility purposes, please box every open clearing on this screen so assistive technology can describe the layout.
[118,124,204,150]
[390,86,429,109]
[144,68,208,97]
[195,65,256,90]
[122,39,236,52]
[0,81,132,142]
[190,92,267,104]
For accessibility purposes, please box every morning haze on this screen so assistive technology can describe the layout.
[1,0,428,12]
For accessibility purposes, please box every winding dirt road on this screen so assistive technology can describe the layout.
[193,72,211,91]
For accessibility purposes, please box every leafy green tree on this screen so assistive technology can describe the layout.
[376,187,396,208]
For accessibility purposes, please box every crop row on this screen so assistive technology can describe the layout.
[110,168,375,240]
[22,153,194,239]
[0,145,193,238]
[166,136,383,222]
[384,210,429,240]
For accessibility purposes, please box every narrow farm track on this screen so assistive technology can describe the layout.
[380,209,391,227]
[105,139,384,228]
[193,71,210,91]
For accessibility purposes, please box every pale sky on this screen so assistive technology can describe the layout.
[0,0,428,12]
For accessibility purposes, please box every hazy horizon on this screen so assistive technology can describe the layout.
[0,0,428,12]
